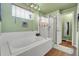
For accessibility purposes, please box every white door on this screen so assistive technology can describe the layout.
[48,13,62,45]
[48,16,54,42]
[49,16,57,44]
[53,16,57,44]
[56,13,62,44]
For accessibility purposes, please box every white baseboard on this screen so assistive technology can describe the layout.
[54,44,74,54]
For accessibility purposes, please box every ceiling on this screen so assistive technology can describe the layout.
[15,3,77,14]
[38,3,77,14]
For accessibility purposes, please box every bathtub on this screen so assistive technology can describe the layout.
[0,31,52,56]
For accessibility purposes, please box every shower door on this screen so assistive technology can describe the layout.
[48,16,54,43]
[48,16,57,44]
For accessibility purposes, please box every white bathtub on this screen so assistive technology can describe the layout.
[0,31,52,56]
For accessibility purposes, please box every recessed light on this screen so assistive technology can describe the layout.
[38,8,40,10]
[34,6,38,9]
[30,4,34,8]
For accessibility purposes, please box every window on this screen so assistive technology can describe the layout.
[12,5,16,16]
[12,5,33,20]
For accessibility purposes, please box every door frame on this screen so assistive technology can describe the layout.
[61,11,74,46]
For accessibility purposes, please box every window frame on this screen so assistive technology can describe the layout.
[12,4,33,20]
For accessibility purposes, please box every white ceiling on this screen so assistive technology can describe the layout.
[38,3,77,14]
[15,3,77,14]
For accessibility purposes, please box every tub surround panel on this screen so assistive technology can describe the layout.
[0,31,52,56]
[17,38,52,56]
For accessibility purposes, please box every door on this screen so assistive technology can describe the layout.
[56,13,62,44]
[48,16,57,44]
[48,12,62,45]
[48,16,54,42]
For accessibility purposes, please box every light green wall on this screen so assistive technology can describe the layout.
[77,21,79,56]
[1,3,38,32]
[0,22,1,32]
[78,31,79,55]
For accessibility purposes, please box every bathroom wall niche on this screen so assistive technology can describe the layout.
[77,14,79,31]
[78,14,79,21]
[22,21,28,27]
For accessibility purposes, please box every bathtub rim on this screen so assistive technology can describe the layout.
[10,38,51,56]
